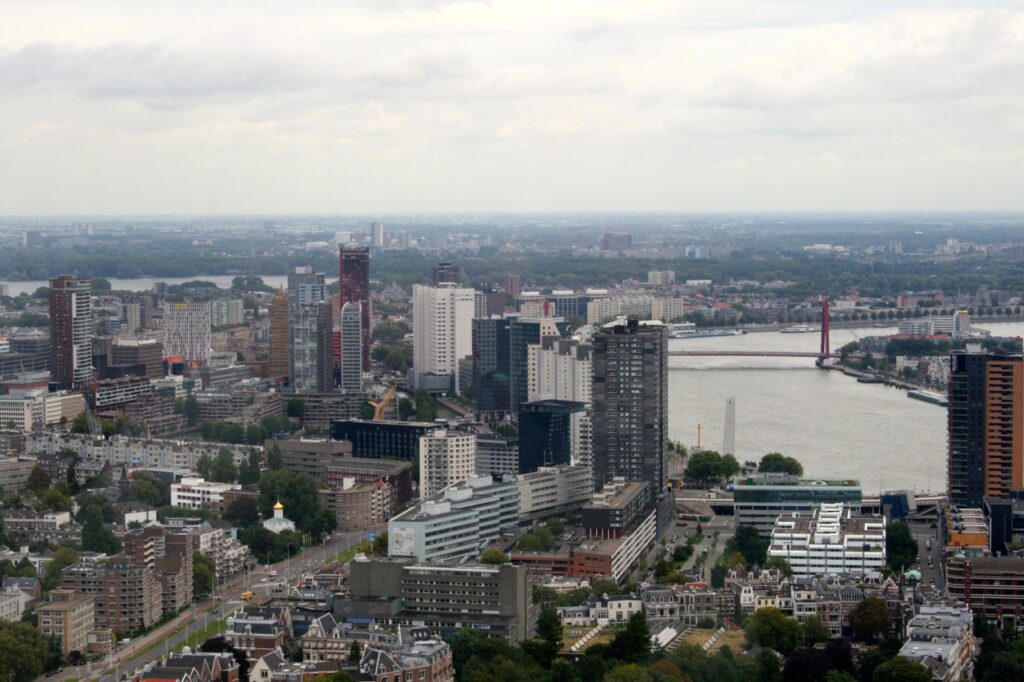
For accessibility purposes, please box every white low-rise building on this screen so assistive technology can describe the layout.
[170,476,241,511]
[516,465,592,521]
[767,503,886,577]
[898,606,976,682]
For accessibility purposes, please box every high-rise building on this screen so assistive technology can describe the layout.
[267,289,289,382]
[162,302,211,364]
[287,268,331,392]
[433,261,461,286]
[338,246,371,371]
[339,301,363,392]
[504,274,522,299]
[49,276,93,388]
[601,232,632,251]
[412,284,475,393]
[210,298,244,327]
[518,399,586,474]
[292,301,333,393]
[509,316,565,421]
[948,350,1024,507]
[371,221,385,247]
[475,289,506,319]
[418,428,478,499]
[592,319,668,495]
[111,338,164,380]
[472,316,512,416]
[61,557,163,635]
[527,336,593,469]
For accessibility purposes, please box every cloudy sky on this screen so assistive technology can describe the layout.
[2,0,1022,214]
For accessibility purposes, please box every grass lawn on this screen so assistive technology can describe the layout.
[331,541,373,565]
[175,619,226,652]
[561,624,620,652]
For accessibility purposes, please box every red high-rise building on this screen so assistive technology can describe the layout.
[338,246,370,371]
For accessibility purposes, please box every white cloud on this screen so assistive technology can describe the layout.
[0,0,1022,213]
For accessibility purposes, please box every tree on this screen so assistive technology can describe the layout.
[258,470,335,538]
[210,448,237,483]
[40,488,71,511]
[885,521,918,572]
[871,656,931,682]
[765,556,793,577]
[196,453,213,479]
[128,476,165,507]
[801,617,831,645]
[825,673,857,682]
[413,389,438,422]
[758,453,803,476]
[745,607,804,655]
[721,454,741,480]
[608,613,651,665]
[42,547,78,591]
[225,496,261,529]
[685,450,726,487]
[267,443,284,470]
[0,621,52,682]
[725,524,769,566]
[347,640,361,663]
[754,649,782,682]
[781,647,831,682]
[79,506,121,554]
[239,449,262,485]
[850,597,891,642]
[480,548,509,565]
[286,398,305,418]
[193,551,215,596]
[536,606,562,660]
[25,466,50,494]
[710,564,727,588]
[604,664,653,682]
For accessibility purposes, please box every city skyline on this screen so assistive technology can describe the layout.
[3,1,1023,214]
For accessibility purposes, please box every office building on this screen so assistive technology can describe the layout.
[319,478,393,530]
[323,455,413,508]
[472,317,512,416]
[475,435,519,477]
[527,337,593,468]
[61,557,163,635]
[946,556,1024,628]
[347,558,534,642]
[292,301,333,393]
[733,474,863,533]
[601,232,632,251]
[647,270,676,286]
[504,274,522,298]
[271,437,354,481]
[948,351,1024,507]
[210,298,244,327]
[163,302,211,364]
[371,221,385,247]
[581,479,652,540]
[432,261,461,286]
[474,289,506,319]
[38,589,95,655]
[330,420,438,461]
[517,465,592,521]
[592,319,668,495]
[111,338,164,380]
[267,289,289,382]
[338,246,371,371]
[419,429,477,499]
[170,477,242,513]
[0,457,36,493]
[766,503,886,576]
[388,474,519,563]
[518,399,585,474]
[412,284,475,393]
[49,276,93,387]
[509,316,565,420]
[339,302,362,391]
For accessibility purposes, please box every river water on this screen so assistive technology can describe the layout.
[667,321,1024,495]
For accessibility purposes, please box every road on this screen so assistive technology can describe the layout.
[907,516,944,592]
[60,527,378,682]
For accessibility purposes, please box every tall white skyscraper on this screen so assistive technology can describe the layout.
[412,283,475,393]
[419,429,477,499]
[527,337,593,469]
[163,302,211,364]
[339,301,363,392]
[371,221,385,247]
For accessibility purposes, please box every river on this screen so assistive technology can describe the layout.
[667,321,1024,495]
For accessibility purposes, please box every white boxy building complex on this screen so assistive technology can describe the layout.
[767,503,886,576]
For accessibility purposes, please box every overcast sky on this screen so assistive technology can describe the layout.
[2,1,1022,214]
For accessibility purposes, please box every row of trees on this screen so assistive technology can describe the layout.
[685,452,803,487]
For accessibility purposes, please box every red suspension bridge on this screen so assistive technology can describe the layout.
[667,299,836,362]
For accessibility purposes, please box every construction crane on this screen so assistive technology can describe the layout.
[369,386,397,421]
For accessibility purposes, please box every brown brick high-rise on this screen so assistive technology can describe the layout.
[49,275,93,388]
[268,289,289,382]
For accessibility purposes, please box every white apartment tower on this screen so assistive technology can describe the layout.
[412,283,475,393]
[339,301,363,392]
[162,302,211,364]
[527,337,593,470]
[419,429,477,499]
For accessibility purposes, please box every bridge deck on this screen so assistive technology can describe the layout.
[668,351,838,358]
